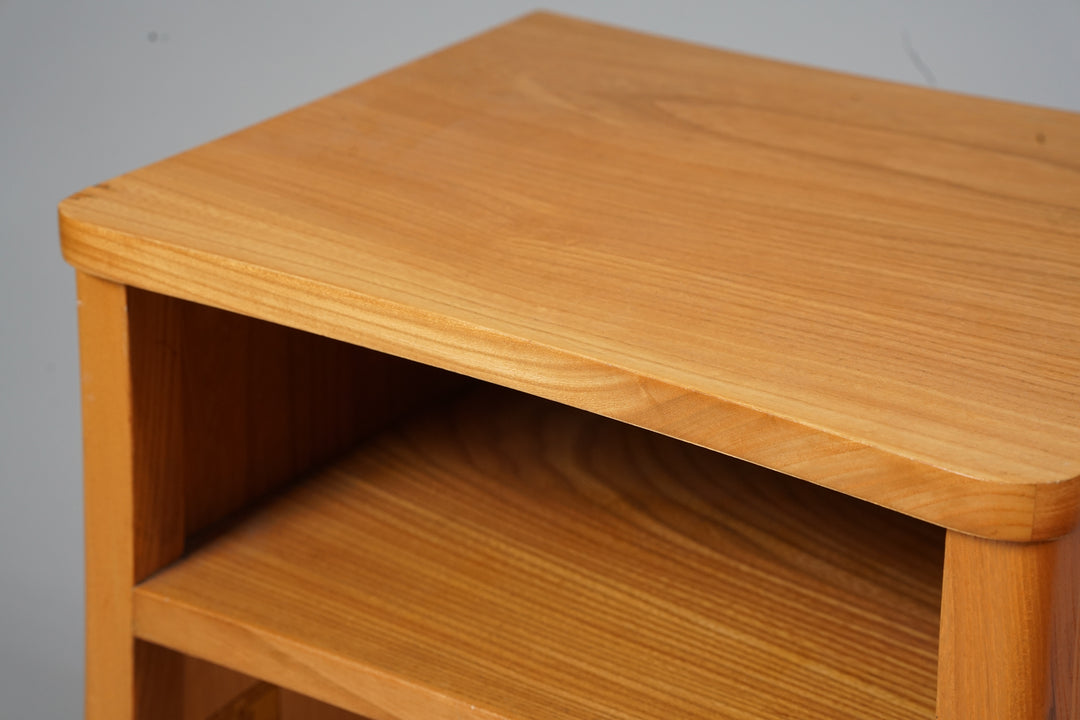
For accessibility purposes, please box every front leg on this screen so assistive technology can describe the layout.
[937,525,1079,718]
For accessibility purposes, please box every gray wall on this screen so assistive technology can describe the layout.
[2,1,1077,716]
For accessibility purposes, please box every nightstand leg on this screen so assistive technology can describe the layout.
[78,273,186,719]
[937,527,1079,719]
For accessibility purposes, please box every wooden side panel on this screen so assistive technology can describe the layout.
[180,656,369,720]
[125,286,463,543]
[79,276,461,718]
[134,387,943,720]
[207,683,280,720]
[937,528,1080,719]
[182,657,259,720]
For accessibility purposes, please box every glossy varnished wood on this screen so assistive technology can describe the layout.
[59,13,1080,540]
[77,272,135,719]
[133,387,944,720]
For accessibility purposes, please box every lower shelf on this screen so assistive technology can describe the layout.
[134,385,944,720]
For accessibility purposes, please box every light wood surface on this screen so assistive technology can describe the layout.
[937,527,1079,718]
[67,13,1080,719]
[59,12,1080,540]
[133,386,944,720]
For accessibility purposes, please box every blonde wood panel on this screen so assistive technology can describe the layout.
[133,386,944,720]
[127,288,186,579]
[937,527,1080,719]
[59,13,1080,541]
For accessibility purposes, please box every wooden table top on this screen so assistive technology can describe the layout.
[60,12,1080,541]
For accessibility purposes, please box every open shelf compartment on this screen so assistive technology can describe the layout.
[133,384,944,720]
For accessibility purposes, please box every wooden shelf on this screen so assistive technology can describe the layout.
[134,385,943,720]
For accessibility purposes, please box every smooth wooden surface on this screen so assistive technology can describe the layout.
[59,12,1080,540]
[77,271,135,719]
[937,528,1080,719]
[78,280,460,719]
[133,386,944,720]
[77,272,183,720]
[125,287,462,541]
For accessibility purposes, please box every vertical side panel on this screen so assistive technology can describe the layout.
[128,288,187,579]
[124,288,463,542]
[181,657,259,720]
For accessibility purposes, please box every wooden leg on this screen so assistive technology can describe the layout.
[79,271,133,719]
[937,526,1079,719]
[80,272,187,719]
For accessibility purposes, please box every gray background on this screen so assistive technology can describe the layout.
[1,1,1078,716]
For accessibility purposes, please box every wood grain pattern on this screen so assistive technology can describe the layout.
[77,271,183,719]
[937,527,1080,718]
[59,12,1080,540]
[79,278,461,718]
[133,386,944,720]
[125,287,462,541]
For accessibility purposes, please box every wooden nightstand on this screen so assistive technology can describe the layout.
[61,12,1080,720]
